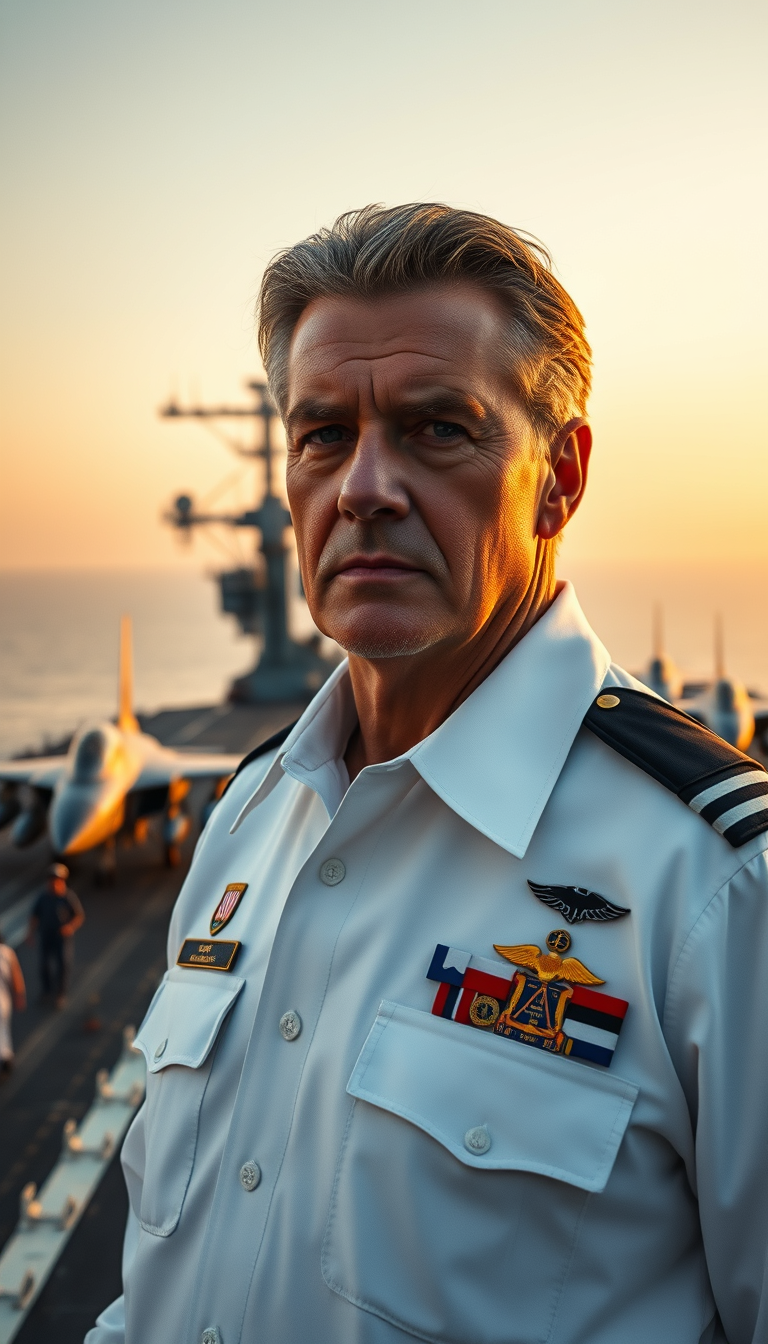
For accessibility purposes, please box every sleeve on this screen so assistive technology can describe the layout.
[10,950,25,1003]
[664,846,768,1344]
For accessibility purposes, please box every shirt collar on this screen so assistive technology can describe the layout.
[230,658,356,829]
[409,582,610,857]
[231,582,610,856]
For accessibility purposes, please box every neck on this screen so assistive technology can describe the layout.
[344,561,558,782]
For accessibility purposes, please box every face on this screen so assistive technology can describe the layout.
[285,283,575,661]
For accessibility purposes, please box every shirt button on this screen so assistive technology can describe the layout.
[319,857,346,886]
[153,1039,167,1060]
[464,1125,491,1155]
[201,1330,221,1344]
[239,1161,261,1191]
[279,1010,302,1041]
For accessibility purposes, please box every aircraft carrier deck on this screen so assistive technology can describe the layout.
[0,701,300,1343]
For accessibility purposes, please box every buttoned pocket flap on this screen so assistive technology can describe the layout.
[134,968,245,1074]
[347,1000,637,1193]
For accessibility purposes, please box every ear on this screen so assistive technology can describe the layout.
[536,419,592,540]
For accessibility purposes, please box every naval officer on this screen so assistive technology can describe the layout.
[88,204,768,1344]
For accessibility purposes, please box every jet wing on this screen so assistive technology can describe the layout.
[0,757,67,789]
[167,752,244,778]
[131,753,243,790]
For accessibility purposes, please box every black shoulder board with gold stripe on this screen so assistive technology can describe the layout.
[584,688,768,848]
[220,721,297,800]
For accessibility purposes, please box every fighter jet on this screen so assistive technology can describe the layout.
[0,617,243,866]
[640,612,768,754]
[679,615,762,753]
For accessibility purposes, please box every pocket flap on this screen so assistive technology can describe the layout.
[348,1000,638,1193]
[134,968,245,1073]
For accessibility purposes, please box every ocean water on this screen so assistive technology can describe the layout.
[0,570,251,757]
[0,561,766,759]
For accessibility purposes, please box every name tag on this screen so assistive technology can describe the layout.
[176,938,241,972]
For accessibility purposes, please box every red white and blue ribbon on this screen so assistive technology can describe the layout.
[427,942,628,1068]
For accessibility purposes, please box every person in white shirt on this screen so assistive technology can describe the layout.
[0,930,26,1075]
[87,204,768,1344]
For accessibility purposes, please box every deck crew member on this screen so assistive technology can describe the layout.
[88,204,768,1344]
[28,862,84,1008]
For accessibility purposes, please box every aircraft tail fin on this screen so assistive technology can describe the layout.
[118,615,139,734]
[714,613,725,680]
[652,603,664,659]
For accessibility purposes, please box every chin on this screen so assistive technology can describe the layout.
[331,615,446,661]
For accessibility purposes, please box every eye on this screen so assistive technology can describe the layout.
[306,424,347,445]
[428,421,464,440]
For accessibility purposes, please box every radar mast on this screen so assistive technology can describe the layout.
[162,380,338,703]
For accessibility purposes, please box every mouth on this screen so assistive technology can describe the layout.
[332,554,424,581]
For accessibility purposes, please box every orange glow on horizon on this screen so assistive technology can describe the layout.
[1,0,766,571]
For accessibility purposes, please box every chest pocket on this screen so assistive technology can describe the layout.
[132,969,244,1236]
[322,1000,638,1344]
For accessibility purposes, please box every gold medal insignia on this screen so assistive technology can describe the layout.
[492,929,605,1055]
[483,930,628,1067]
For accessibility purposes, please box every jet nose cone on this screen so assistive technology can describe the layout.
[50,786,102,854]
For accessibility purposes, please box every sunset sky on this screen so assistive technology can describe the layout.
[1,0,766,571]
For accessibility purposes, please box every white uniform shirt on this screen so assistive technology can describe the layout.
[87,584,768,1344]
[0,944,18,1061]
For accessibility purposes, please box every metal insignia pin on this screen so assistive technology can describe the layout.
[210,882,248,936]
[527,880,630,925]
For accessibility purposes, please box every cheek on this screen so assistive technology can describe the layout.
[498,453,544,544]
[440,455,540,575]
[459,456,543,602]
[286,465,333,570]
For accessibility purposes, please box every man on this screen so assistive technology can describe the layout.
[88,205,768,1344]
[28,862,84,1007]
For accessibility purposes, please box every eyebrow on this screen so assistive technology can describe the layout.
[398,394,488,422]
[285,400,349,434]
[285,392,489,434]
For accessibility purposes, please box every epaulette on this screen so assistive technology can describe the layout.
[220,721,297,799]
[584,688,768,848]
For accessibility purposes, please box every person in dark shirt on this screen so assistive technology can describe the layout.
[27,863,85,1008]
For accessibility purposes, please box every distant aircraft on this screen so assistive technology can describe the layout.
[643,606,684,703]
[680,615,759,753]
[640,611,768,754]
[0,617,243,867]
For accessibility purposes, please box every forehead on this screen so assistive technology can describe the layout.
[286,283,510,406]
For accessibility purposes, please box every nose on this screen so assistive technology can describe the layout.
[337,430,410,522]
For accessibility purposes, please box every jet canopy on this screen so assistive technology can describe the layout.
[70,724,124,783]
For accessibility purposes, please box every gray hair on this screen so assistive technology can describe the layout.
[257,203,591,440]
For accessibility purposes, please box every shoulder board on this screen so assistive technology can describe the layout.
[220,721,297,799]
[584,688,768,848]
